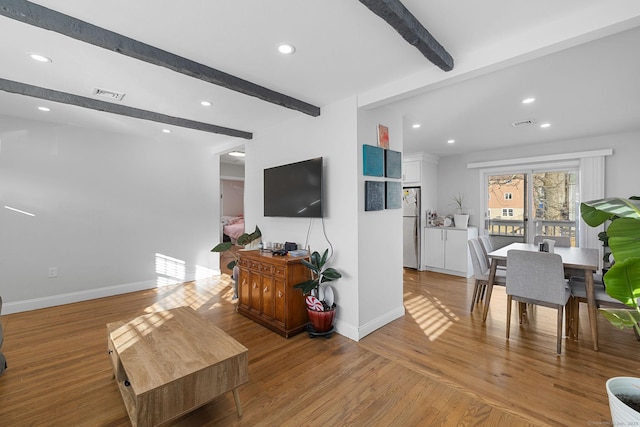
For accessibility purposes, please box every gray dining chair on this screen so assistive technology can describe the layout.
[533,235,571,247]
[506,249,571,354]
[478,235,493,267]
[567,276,630,341]
[468,238,506,312]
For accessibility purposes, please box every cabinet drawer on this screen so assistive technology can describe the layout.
[248,260,261,270]
[260,263,274,275]
[273,266,286,278]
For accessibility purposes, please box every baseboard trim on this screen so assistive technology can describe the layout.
[2,280,158,315]
[335,305,405,342]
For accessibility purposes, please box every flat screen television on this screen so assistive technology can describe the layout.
[264,157,323,218]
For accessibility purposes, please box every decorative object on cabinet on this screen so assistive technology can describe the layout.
[426,210,438,227]
[211,226,262,298]
[385,181,402,209]
[377,124,389,149]
[365,181,385,211]
[363,144,384,177]
[450,192,469,229]
[294,248,342,336]
[385,149,401,178]
[237,250,311,337]
[423,226,478,277]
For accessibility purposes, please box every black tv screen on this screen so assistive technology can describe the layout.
[264,157,323,218]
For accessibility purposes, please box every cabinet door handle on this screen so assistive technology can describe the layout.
[264,287,268,293]
[278,291,283,298]
[253,282,258,289]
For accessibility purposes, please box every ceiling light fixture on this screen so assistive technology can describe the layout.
[162,129,171,134]
[540,123,551,128]
[278,43,296,55]
[447,139,455,144]
[229,151,246,157]
[412,124,421,129]
[38,106,50,112]
[522,97,536,104]
[200,101,212,107]
[28,53,52,63]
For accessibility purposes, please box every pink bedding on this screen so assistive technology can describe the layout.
[223,217,245,243]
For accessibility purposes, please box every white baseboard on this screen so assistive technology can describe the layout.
[335,305,405,342]
[2,280,157,315]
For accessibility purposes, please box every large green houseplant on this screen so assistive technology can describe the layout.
[581,197,640,331]
[581,197,640,422]
[294,249,342,333]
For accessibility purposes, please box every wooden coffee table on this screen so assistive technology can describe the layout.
[107,306,248,426]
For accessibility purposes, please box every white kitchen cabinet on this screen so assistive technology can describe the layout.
[402,160,421,184]
[423,227,478,277]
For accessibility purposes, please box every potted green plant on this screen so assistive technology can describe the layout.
[450,193,469,228]
[580,197,640,422]
[210,226,261,298]
[294,249,342,334]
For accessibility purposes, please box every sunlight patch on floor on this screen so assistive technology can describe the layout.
[404,291,458,341]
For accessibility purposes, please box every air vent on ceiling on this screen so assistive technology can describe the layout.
[92,87,126,101]
[511,119,535,128]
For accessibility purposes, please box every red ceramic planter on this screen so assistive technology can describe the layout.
[307,308,335,332]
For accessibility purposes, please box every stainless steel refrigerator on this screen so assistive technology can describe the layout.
[403,187,421,269]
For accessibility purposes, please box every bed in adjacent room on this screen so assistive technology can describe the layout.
[222,215,245,244]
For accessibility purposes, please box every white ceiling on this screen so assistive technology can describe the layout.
[1,0,640,159]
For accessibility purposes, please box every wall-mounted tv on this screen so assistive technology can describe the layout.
[264,157,323,218]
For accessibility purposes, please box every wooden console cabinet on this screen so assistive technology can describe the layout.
[237,250,310,338]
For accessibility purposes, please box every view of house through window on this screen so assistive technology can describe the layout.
[485,169,578,246]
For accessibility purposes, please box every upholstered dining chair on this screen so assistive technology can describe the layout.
[478,235,493,267]
[533,235,571,248]
[468,238,506,312]
[479,235,506,271]
[506,250,571,354]
[567,276,630,341]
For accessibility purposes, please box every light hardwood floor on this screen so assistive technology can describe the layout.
[0,269,637,426]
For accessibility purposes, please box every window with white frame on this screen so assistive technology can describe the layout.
[501,208,514,217]
[504,192,513,200]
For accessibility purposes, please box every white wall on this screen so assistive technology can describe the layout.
[0,117,221,313]
[244,97,404,340]
[221,179,244,216]
[433,131,640,229]
[356,107,405,336]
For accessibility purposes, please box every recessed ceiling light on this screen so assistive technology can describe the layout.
[29,53,52,63]
[540,123,551,128]
[522,97,536,104]
[229,151,246,157]
[38,106,50,112]
[200,101,212,107]
[162,129,171,134]
[447,139,455,144]
[412,124,421,129]
[278,43,296,55]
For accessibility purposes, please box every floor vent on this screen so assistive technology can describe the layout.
[92,87,126,101]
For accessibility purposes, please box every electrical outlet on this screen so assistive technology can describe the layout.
[48,267,58,278]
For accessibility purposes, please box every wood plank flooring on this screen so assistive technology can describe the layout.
[0,269,638,426]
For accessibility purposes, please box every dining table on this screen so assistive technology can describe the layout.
[482,242,601,350]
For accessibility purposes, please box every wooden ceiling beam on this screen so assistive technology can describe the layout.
[0,0,320,117]
[358,0,454,72]
[0,78,253,139]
